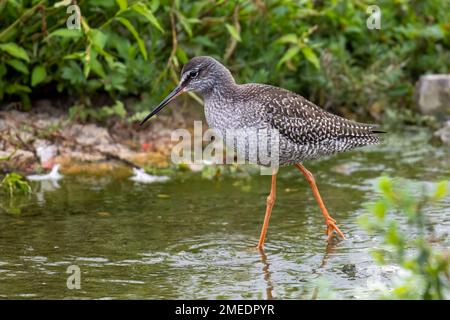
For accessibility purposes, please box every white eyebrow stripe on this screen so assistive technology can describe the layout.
[180,73,192,85]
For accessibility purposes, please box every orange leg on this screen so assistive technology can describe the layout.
[294,163,346,240]
[257,173,277,250]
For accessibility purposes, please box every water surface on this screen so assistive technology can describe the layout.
[0,129,449,299]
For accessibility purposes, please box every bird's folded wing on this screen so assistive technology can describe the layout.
[265,89,380,145]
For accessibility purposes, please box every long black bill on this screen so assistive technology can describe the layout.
[139,85,184,126]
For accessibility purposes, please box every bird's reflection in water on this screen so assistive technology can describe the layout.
[255,238,342,300]
[258,249,274,300]
[311,238,342,299]
[319,238,341,269]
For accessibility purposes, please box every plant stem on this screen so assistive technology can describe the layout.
[0,0,45,42]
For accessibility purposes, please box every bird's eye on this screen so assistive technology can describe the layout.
[189,71,199,78]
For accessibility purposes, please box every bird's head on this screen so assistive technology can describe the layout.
[140,56,234,126]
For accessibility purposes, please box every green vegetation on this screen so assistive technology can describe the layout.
[0,151,31,197]
[0,170,31,216]
[68,100,126,122]
[0,151,31,211]
[1,172,31,196]
[359,177,449,299]
[1,0,449,121]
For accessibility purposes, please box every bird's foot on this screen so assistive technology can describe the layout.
[325,218,346,240]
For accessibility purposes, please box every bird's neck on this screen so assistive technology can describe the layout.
[196,63,235,99]
[202,78,239,130]
[204,78,237,103]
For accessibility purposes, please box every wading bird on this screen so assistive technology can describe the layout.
[140,56,383,249]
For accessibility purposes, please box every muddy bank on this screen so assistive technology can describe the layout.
[0,103,201,175]
[1,98,448,176]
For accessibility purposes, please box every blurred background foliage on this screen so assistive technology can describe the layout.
[0,0,449,122]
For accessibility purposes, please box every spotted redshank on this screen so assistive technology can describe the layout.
[140,56,383,249]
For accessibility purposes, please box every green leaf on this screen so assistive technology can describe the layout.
[277,46,299,69]
[225,23,241,42]
[301,47,320,69]
[63,52,85,60]
[5,59,29,74]
[176,47,189,64]
[371,250,385,264]
[31,65,47,86]
[0,43,30,62]
[379,176,393,196]
[88,29,108,49]
[131,3,164,33]
[433,181,447,201]
[90,50,106,78]
[386,221,402,245]
[178,13,192,37]
[110,100,126,118]
[276,34,298,44]
[5,83,31,94]
[373,201,386,220]
[1,172,31,196]
[116,0,127,10]
[88,0,116,8]
[47,28,83,39]
[61,61,85,86]
[115,17,147,60]
[84,46,91,78]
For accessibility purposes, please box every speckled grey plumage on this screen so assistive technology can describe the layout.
[182,56,382,166]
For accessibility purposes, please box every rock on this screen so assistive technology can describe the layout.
[8,110,28,123]
[0,118,7,132]
[0,106,187,173]
[63,124,112,146]
[58,150,104,162]
[0,113,19,131]
[434,120,450,146]
[95,142,137,161]
[416,75,450,120]
[13,150,35,162]
[341,264,357,278]
[34,117,62,130]
[16,131,34,144]
[0,149,36,171]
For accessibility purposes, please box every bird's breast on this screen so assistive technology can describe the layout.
[204,98,264,131]
[203,98,283,167]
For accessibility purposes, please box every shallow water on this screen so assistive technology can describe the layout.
[0,128,449,299]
